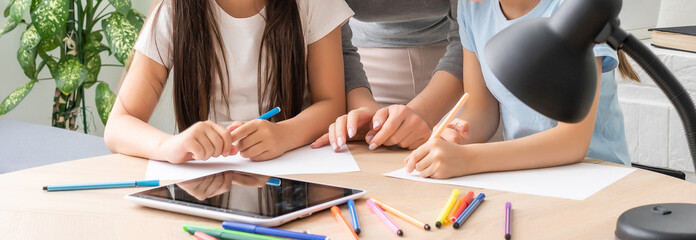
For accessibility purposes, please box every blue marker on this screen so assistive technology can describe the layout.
[43,180,159,192]
[347,199,361,235]
[453,193,485,229]
[257,107,281,120]
[222,221,328,240]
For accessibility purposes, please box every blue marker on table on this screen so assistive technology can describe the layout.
[347,199,361,235]
[43,180,159,192]
[222,221,327,240]
[453,193,485,229]
[257,107,281,120]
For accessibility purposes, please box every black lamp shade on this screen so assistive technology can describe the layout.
[483,0,622,123]
[485,19,597,123]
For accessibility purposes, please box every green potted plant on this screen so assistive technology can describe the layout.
[0,0,143,132]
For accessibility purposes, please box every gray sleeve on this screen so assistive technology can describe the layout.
[434,0,464,81]
[341,21,372,93]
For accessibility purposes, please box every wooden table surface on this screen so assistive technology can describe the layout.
[1,144,696,239]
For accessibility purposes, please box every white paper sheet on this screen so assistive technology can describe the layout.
[384,163,635,200]
[146,145,359,180]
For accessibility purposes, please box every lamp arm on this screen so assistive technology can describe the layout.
[617,33,696,173]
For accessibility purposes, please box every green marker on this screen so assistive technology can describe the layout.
[183,224,284,240]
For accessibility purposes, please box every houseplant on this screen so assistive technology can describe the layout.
[0,0,143,132]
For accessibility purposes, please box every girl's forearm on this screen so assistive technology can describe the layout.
[104,115,172,160]
[277,99,345,150]
[463,124,593,175]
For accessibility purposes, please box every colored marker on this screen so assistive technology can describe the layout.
[366,199,403,236]
[370,197,431,231]
[222,222,327,240]
[449,191,474,222]
[445,194,463,225]
[505,202,512,240]
[431,93,470,139]
[194,231,220,240]
[183,224,283,240]
[331,206,359,240]
[347,199,361,235]
[453,193,486,229]
[42,180,159,191]
[435,189,460,228]
[258,107,281,120]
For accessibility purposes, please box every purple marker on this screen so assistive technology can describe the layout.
[505,202,512,240]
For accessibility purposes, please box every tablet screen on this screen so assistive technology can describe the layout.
[131,171,362,219]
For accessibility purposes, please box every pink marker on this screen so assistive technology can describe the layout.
[366,199,403,237]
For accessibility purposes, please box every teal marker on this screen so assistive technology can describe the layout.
[183,224,284,240]
[258,107,281,120]
[43,180,159,191]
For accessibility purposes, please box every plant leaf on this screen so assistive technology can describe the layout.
[108,0,130,16]
[10,0,30,23]
[84,39,110,55]
[4,0,16,18]
[88,31,103,42]
[20,24,40,49]
[30,0,69,39]
[53,56,88,94]
[0,81,34,116]
[95,82,116,125]
[102,12,137,64]
[17,46,36,79]
[83,53,101,87]
[126,8,144,31]
[37,35,59,51]
[0,18,20,38]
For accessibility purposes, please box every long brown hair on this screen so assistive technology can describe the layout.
[617,51,640,83]
[161,0,306,130]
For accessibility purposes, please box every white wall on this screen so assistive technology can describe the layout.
[0,0,176,136]
[658,0,696,27]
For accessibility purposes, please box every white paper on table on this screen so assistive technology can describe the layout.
[146,145,359,180]
[384,163,635,200]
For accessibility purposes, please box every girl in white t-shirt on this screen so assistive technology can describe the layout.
[104,0,353,163]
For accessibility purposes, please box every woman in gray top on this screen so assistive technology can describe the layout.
[312,0,465,151]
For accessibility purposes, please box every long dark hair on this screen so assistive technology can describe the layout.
[166,0,306,130]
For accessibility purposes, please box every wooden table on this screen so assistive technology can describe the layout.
[2,144,696,239]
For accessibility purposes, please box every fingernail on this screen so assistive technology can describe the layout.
[366,135,374,143]
[331,142,337,151]
[347,128,355,138]
[373,121,381,129]
[223,151,230,156]
[369,143,378,150]
[337,137,344,147]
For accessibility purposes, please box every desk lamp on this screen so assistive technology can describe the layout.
[483,0,696,239]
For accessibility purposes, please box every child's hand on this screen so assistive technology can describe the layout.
[228,119,289,161]
[310,106,376,151]
[158,121,236,164]
[404,138,475,179]
[439,119,470,145]
[365,105,432,150]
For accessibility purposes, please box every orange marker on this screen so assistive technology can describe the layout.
[445,195,464,225]
[431,93,470,139]
[331,206,359,240]
[371,198,431,231]
[449,191,475,222]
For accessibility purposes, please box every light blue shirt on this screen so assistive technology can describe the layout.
[457,0,630,165]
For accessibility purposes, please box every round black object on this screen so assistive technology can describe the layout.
[615,203,696,240]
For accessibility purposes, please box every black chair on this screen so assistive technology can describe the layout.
[631,163,686,180]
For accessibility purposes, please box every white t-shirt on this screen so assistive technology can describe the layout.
[134,0,354,124]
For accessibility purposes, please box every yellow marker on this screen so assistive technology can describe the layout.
[445,195,464,225]
[435,189,460,228]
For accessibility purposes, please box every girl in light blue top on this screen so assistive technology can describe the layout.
[404,0,640,179]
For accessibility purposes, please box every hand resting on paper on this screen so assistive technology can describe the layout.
[158,121,239,164]
[403,138,479,179]
[226,119,292,162]
[177,171,270,201]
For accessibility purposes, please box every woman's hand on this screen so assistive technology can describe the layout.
[439,118,470,145]
[157,120,236,164]
[228,119,291,161]
[404,138,479,179]
[310,106,376,151]
[366,105,432,150]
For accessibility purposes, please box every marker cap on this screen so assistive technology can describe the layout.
[136,180,160,187]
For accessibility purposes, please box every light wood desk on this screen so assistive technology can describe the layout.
[1,144,696,239]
